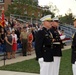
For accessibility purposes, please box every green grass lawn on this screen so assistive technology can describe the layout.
[0,49,73,75]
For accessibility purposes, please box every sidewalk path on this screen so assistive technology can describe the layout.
[0,70,39,75]
[0,45,71,75]
[0,53,36,67]
[62,45,71,50]
[0,45,71,66]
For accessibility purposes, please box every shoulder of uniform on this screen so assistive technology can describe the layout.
[37,29,43,34]
[35,30,44,38]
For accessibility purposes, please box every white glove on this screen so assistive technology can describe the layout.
[38,58,44,69]
[60,35,66,40]
[38,58,44,62]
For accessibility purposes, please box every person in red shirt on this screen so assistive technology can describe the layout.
[11,29,17,58]
[27,28,33,55]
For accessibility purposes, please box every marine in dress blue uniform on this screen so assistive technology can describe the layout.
[35,15,54,75]
[71,19,76,75]
[50,17,62,75]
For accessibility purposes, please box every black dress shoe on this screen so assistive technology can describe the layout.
[23,54,27,56]
[2,58,6,60]
[7,58,12,60]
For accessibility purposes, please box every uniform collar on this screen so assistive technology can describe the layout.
[52,26,57,30]
[43,27,50,31]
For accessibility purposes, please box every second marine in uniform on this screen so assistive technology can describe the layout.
[50,17,62,75]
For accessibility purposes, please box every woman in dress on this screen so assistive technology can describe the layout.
[5,29,13,59]
[11,29,17,58]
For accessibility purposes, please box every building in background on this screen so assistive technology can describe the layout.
[0,0,13,14]
[0,0,53,21]
[0,0,38,12]
[0,0,42,18]
[0,0,41,18]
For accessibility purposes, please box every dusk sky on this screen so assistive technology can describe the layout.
[38,0,76,16]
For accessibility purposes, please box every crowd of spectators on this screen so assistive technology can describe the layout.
[0,18,42,59]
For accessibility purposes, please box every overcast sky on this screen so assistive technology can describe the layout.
[38,0,76,16]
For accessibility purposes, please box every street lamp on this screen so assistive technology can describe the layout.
[24,11,27,15]
[31,13,34,24]
[24,11,27,21]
